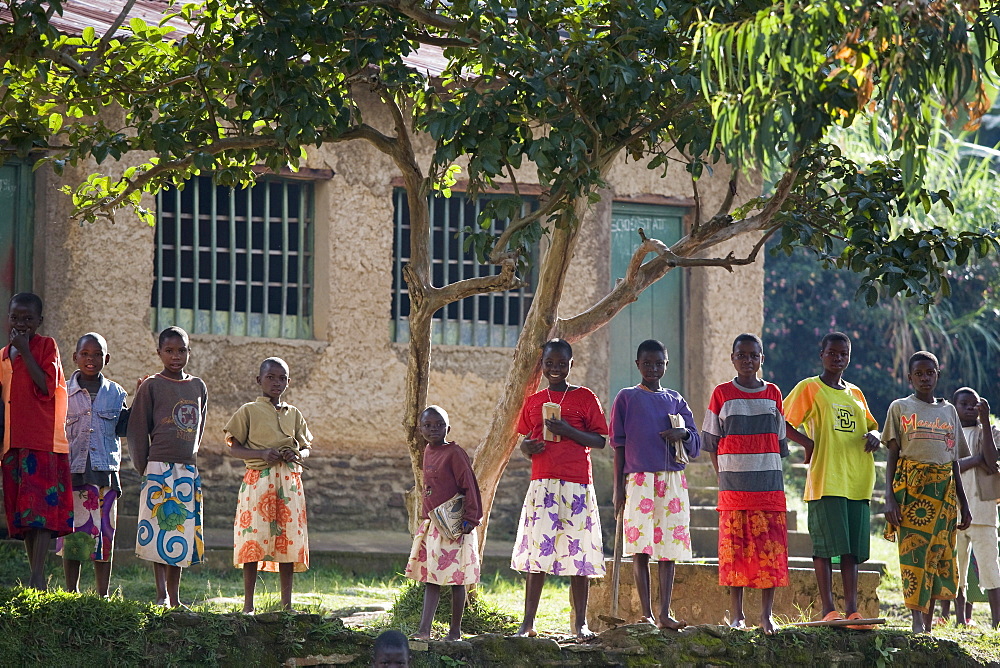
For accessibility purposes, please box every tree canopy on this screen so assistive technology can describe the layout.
[4,0,1000,537]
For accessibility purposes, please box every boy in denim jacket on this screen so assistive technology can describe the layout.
[57,332,129,596]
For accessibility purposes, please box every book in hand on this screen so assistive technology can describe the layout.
[542,402,562,442]
[429,493,466,541]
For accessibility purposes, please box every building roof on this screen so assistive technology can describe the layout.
[0,0,449,75]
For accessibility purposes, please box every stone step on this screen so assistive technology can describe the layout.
[690,526,814,559]
[689,506,798,532]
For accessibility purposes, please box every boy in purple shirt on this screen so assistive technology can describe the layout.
[611,339,701,628]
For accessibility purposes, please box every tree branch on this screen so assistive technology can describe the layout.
[402,30,472,48]
[431,253,523,306]
[87,0,137,71]
[345,0,465,32]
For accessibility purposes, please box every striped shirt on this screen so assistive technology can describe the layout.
[701,379,788,512]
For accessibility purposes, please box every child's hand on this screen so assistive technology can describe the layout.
[8,328,29,353]
[659,427,687,443]
[883,497,902,528]
[281,449,299,462]
[864,431,880,453]
[264,448,283,464]
[958,505,973,531]
[544,418,572,437]
[135,375,150,395]
[980,398,992,424]
[520,437,545,458]
[613,486,625,513]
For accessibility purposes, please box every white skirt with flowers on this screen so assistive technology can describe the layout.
[405,519,481,586]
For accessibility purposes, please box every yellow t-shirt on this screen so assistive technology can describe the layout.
[223,397,313,471]
[784,376,878,501]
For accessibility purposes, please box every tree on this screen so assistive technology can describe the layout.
[3,0,1000,546]
[764,117,1000,418]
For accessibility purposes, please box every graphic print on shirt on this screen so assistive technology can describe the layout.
[899,413,956,452]
[159,399,201,441]
[833,404,857,433]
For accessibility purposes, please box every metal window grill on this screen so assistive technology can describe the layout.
[391,188,537,347]
[151,176,314,339]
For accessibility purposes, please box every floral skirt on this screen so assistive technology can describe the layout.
[718,509,789,589]
[623,470,691,561]
[510,478,605,577]
[136,462,204,567]
[405,519,480,585]
[883,458,957,612]
[2,448,73,538]
[56,485,118,562]
[234,464,309,572]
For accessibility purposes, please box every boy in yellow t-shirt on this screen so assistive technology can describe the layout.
[784,332,880,627]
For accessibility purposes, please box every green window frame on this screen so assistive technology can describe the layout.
[390,188,537,347]
[151,176,314,338]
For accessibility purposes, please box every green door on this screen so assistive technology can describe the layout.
[0,161,35,308]
[609,202,686,399]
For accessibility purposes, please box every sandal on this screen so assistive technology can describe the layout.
[845,612,875,631]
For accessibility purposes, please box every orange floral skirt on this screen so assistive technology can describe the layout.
[233,463,309,572]
[718,509,789,589]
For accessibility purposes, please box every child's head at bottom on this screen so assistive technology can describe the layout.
[372,630,410,667]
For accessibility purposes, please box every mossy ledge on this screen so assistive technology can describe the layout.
[1,588,998,667]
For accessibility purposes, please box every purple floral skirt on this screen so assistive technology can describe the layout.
[56,485,118,562]
[510,478,605,577]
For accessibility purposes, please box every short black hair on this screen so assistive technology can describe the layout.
[259,357,289,376]
[9,292,43,315]
[908,350,939,372]
[372,630,409,659]
[732,333,763,353]
[820,331,851,351]
[77,332,108,353]
[542,338,573,358]
[636,339,666,358]
[953,386,978,403]
[157,326,189,348]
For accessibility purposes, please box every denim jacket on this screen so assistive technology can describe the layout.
[66,371,129,473]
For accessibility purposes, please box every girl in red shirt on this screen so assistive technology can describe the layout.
[511,339,608,639]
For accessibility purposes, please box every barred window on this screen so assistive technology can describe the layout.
[391,189,537,347]
[151,176,314,338]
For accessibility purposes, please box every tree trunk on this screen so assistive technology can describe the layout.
[471,197,589,550]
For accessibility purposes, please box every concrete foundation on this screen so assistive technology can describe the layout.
[584,559,880,631]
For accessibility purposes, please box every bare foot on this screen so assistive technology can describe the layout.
[729,617,747,630]
[638,616,657,625]
[444,632,462,641]
[241,607,255,614]
[760,616,778,635]
[658,616,687,631]
[411,631,431,641]
[911,620,927,634]
[574,624,596,640]
[154,598,168,607]
[513,625,537,638]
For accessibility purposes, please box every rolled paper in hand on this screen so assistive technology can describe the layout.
[542,402,562,442]
[669,413,688,464]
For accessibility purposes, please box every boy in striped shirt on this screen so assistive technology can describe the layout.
[702,333,790,634]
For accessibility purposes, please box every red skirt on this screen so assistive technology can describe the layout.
[718,509,789,589]
[2,448,74,538]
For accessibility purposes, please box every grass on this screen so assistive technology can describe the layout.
[0,543,575,635]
